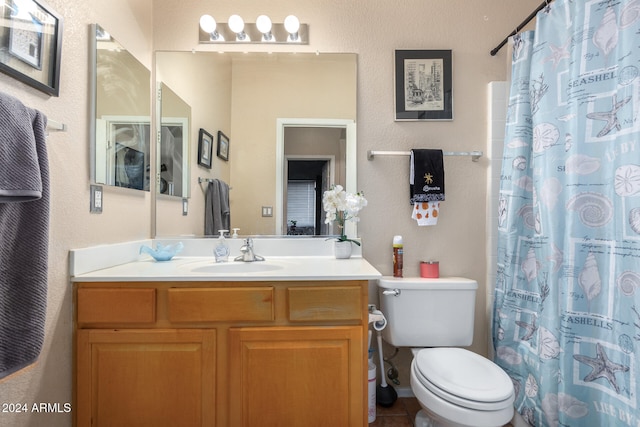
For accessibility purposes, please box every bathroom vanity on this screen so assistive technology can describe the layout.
[71,239,380,427]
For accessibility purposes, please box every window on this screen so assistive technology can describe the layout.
[287,180,316,229]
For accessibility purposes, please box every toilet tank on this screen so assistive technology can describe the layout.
[377,277,478,347]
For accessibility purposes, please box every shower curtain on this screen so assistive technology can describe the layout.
[493,1,640,426]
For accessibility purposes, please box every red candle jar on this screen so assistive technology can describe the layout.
[420,261,439,278]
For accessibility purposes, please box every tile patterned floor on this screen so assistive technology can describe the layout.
[369,397,421,426]
[368,397,515,426]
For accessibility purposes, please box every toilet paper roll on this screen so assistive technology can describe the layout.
[368,310,387,331]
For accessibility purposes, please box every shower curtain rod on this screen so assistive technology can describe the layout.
[490,0,553,56]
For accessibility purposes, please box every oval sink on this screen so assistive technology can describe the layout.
[182,260,285,274]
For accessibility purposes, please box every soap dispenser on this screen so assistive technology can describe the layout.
[214,230,230,262]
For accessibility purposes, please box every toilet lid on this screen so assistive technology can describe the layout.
[415,348,513,404]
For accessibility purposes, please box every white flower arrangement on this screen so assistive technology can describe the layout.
[322,185,367,245]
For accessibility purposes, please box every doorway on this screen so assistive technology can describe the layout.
[276,118,356,236]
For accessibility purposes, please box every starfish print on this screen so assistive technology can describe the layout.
[423,173,433,184]
[543,39,570,69]
[586,94,632,137]
[515,317,537,341]
[573,342,629,394]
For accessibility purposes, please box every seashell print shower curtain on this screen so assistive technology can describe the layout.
[493,1,640,426]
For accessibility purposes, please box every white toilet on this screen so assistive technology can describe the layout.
[377,277,514,427]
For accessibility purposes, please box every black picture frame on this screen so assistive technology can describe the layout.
[394,49,452,121]
[217,131,229,161]
[0,0,63,96]
[198,128,214,168]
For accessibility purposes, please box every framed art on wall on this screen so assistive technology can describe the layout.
[217,131,229,161]
[394,49,452,121]
[0,0,63,96]
[198,128,213,168]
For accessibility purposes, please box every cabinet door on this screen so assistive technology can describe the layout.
[229,326,364,427]
[76,329,215,427]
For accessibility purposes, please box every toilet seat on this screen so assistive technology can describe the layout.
[413,348,514,411]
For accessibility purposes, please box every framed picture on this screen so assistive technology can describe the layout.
[198,128,213,168]
[217,131,229,161]
[0,0,63,96]
[394,49,452,121]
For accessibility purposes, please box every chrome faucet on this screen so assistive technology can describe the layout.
[234,237,265,262]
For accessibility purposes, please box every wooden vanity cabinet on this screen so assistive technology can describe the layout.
[74,280,368,427]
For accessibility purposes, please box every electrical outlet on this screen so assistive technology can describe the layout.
[90,185,103,213]
[261,206,273,217]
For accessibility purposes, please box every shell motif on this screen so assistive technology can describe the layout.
[521,247,541,282]
[630,208,640,234]
[507,138,529,148]
[498,196,508,228]
[565,133,573,152]
[593,6,619,61]
[515,175,534,192]
[566,192,613,227]
[541,394,560,427]
[546,243,564,273]
[518,204,537,230]
[512,378,522,402]
[617,270,640,296]
[540,178,562,209]
[533,122,560,153]
[521,408,535,426]
[618,65,639,86]
[565,154,601,175]
[579,252,602,303]
[525,374,538,398]
[512,156,527,171]
[557,393,589,419]
[538,327,562,360]
[615,164,640,197]
[496,346,523,365]
[620,0,640,29]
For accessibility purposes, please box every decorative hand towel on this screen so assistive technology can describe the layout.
[0,91,50,379]
[412,201,440,226]
[410,149,444,226]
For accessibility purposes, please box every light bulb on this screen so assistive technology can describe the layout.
[284,15,300,34]
[199,15,217,33]
[228,14,245,34]
[256,15,272,34]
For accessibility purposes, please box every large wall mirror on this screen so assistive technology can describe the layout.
[158,82,190,198]
[155,51,357,237]
[91,24,151,191]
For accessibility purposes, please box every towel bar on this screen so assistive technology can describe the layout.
[366,150,483,162]
[198,177,233,189]
[46,119,66,131]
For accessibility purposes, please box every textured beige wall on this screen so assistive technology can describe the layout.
[0,1,540,424]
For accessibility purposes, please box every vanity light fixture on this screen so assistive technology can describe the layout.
[199,14,223,41]
[198,14,308,45]
[256,15,273,41]
[228,14,248,41]
[284,15,300,42]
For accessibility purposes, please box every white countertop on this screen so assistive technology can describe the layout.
[71,255,381,282]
